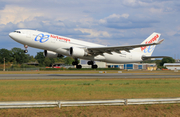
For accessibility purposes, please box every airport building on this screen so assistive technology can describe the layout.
[107,63,157,70]
[80,59,157,70]
[164,63,180,70]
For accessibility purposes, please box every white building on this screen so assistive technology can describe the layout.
[164,63,180,70]
[80,59,157,70]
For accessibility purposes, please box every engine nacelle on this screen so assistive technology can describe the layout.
[44,50,63,58]
[69,47,87,57]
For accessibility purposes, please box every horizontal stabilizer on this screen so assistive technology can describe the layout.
[142,56,170,60]
[157,39,164,44]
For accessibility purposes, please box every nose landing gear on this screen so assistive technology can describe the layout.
[24,45,28,53]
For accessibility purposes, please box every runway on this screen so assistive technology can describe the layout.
[0,73,180,80]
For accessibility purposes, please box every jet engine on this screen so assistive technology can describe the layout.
[69,47,87,57]
[44,50,63,58]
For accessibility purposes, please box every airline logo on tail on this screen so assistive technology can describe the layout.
[141,34,159,53]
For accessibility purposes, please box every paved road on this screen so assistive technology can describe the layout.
[0,73,179,79]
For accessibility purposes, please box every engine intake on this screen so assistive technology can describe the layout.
[44,50,63,58]
[69,47,87,57]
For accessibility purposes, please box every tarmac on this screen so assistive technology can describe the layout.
[0,73,179,80]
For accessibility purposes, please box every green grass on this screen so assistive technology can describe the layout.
[0,78,180,101]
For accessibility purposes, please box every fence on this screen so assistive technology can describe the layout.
[0,97,180,109]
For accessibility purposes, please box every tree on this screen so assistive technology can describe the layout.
[53,58,64,64]
[35,52,45,66]
[43,57,52,66]
[0,48,13,63]
[64,57,74,65]
[43,58,56,66]
[160,57,175,66]
[11,48,29,64]
[155,60,161,68]
[29,56,37,62]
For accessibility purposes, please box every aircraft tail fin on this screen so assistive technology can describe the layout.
[140,32,161,56]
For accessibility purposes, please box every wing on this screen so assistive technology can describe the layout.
[87,39,164,56]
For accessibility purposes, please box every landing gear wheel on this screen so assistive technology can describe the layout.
[72,58,82,69]
[76,65,82,69]
[87,61,94,65]
[24,50,28,53]
[72,61,78,66]
[24,45,28,53]
[92,64,98,69]
[88,61,98,69]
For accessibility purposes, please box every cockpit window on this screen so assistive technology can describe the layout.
[14,31,21,33]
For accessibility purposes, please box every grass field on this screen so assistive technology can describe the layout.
[0,78,180,101]
[0,70,180,116]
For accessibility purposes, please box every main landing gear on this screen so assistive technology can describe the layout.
[72,59,98,69]
[87,61,98,69]
[72,58,82,69]
[24,45,28,53]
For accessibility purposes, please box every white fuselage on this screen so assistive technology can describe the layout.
[9,29,143,63]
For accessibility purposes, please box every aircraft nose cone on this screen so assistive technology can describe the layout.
[9,32,17,40]
[9,32,13,38]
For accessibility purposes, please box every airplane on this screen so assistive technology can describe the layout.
[9,29,168,69]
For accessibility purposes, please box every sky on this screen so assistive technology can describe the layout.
[0,0,180,58]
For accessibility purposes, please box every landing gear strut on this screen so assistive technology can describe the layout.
[24,45,28,53]
[87,61,98,69]
[72,58,82,69]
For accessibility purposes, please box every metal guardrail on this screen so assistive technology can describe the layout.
[128,98,180,105]
[0,98,180,109]
[60,99,125,107]
[0,101,58,109]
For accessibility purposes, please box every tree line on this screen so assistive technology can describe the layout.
[0,48,74,67]
[0,47,175,68]
[142,57,175,69]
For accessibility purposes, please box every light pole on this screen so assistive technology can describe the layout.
[3,58,5,71]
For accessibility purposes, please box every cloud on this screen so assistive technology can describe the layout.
[99,14,129,24]
[122,0,150,7]
[99,13,159,29]
[0,0,179,58]
[75,28,110,38]
[0,5,43,25]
